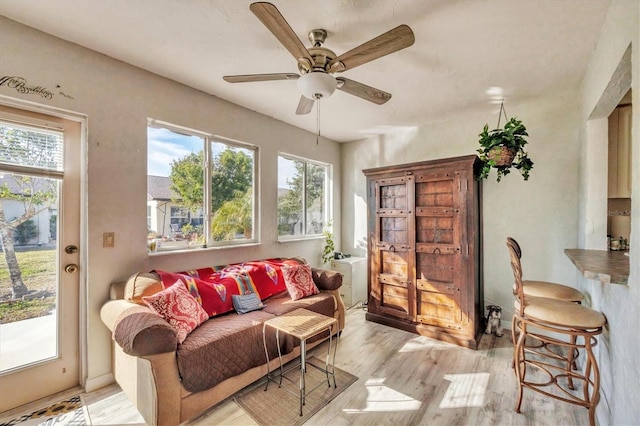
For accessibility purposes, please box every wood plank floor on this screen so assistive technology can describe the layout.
[2,307,591,425]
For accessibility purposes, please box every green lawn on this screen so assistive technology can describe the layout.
[0,249,57,323]
[0,248,57,293]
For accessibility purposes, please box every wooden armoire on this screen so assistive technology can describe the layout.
[363,155,483,349]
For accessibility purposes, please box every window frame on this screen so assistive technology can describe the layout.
[276,152,331,242]
[147,119,259,252]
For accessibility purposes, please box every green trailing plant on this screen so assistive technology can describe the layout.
[322,221,335,264]
[476,116,534,182]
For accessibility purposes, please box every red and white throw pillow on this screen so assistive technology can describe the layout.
[281,263,319,301]
[143,279,209,343]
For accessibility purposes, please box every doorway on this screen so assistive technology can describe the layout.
[0,103,83,412]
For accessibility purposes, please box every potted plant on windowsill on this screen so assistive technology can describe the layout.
[322,221,335,264]
[476,116,534,182]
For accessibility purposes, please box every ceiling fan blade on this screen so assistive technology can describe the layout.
[296,95,315,115]
[328,25,415,73]
[223,73,299,83]
[336,77,391,105]
[250,2,313,70]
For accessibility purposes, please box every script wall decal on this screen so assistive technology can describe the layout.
[0,76,55,99]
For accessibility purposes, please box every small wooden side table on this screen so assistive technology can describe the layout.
[262,308,339,416]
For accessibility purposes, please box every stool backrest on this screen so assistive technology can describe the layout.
[506,237,526,316]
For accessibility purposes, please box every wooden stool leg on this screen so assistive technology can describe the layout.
[567,334,576,390]
[514,320,527,413]
[511,315,518,369]
[584,336,600,426]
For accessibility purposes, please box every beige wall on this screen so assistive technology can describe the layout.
[342,91,581,319]
[0,17,342,390]
[578,1,640,424]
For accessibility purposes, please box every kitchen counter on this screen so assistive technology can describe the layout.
[564,249,629,285]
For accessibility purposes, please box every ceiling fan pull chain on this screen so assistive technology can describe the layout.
[316,97,321,145]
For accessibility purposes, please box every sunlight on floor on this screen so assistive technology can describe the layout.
[398,335,458,353]
[439,372,490,408]
[343,377,422,413]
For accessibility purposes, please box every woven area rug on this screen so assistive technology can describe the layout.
[0,395,88,426]
[235,356,357,426]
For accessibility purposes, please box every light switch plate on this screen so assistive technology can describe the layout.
[103,232,115,248]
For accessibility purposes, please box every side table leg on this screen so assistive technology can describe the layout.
[263,323,270,391]
[276,330,283,387]
[300,339,306,416]
[324,326,332,387]
[331,329,339,388]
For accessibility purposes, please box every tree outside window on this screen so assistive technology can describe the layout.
[277,155,329,238]
[147,123,256,252]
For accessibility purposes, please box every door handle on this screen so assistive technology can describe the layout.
[65,264,78,274]
[65,245,78,254]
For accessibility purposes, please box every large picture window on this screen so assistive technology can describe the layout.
[277,154,329,239]
[147,121,257,252]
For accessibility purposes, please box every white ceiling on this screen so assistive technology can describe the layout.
[0,0,610,142]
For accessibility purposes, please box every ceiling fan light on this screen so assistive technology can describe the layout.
[297,72,337,100]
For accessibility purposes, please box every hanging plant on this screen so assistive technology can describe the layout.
[476,102,534,182]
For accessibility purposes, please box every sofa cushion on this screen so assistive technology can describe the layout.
[177,310,290,393]
[124,272,163,304]
[282,263,319,300]
[143,280,210,344]
[311,268,343,291]
[262,292,335,319]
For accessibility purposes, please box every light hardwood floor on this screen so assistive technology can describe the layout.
[3,307,591,425]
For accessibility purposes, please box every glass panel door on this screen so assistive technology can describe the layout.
[0,106,81,412]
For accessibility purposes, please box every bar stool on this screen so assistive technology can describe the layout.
[508,241,606,426]
[506,237,585,368]
[507,237,584,303]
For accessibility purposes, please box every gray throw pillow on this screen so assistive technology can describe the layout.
[232,293,265,314]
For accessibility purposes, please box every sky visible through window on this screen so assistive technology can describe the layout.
[147,127,201,177]
[148,126,296,188]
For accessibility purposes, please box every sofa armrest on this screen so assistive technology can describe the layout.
[101,300,177,356]
[311,268,342,290]
[109,281,126,300]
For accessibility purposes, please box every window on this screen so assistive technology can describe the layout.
[277,154,329,239]
[147,121,257,252]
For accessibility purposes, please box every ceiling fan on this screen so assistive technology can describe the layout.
[223,2,415,115]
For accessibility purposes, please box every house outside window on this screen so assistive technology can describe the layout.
[277,154,330,239]
[147,121,257,252]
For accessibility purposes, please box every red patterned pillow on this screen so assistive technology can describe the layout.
[281,263,319,301]
[143,279,209,343]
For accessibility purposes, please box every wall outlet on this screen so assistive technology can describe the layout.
[103,232,115,248]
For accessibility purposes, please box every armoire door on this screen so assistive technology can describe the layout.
[370,174,414,321]
[414,169,467,330]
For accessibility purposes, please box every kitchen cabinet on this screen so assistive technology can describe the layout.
[330,257,366,307]
[363,155,483,349]
[608,105,632,198]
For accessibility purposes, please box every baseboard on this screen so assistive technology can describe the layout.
[84,372,114,393]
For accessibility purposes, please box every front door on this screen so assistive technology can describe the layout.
[0,104,81,412]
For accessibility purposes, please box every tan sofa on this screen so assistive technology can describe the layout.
[100,261,344,426]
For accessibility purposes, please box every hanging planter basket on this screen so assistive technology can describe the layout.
[476,100,534,182]
[487,146,517,167]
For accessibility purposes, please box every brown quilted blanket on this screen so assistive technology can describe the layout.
[177,310,291,393]
[176,292,337,393]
